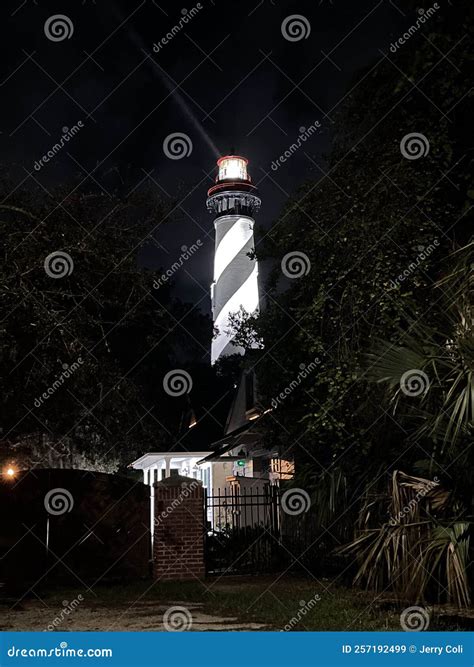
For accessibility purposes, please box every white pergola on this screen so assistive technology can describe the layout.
[129,452,213,543]
[130,452,213,483]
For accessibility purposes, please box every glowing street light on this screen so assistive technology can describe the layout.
[4,466,17,479]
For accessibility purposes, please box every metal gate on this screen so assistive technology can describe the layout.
[204,485,281,574]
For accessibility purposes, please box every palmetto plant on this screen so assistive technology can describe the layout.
[366,240,473,458]
[340,241,473,607]
[416,521,471,608]
[339,471,471,607]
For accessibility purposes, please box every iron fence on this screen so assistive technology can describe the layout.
[204,485,281,574]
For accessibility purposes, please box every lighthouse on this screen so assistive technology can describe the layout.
[207,155,261,364]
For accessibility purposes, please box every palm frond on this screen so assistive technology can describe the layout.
[338,470,471,607]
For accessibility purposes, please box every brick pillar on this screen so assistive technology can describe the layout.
[153,475,205,581]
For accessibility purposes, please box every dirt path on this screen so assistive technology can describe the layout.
[0,599,269,632]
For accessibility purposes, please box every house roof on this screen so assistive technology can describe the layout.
[130,451,212,470]
[197,410,273,464]
[128,367,270,467]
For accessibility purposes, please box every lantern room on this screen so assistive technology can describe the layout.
[207,153,261,216]
[217,155,249,182]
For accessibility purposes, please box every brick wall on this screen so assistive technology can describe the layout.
[153,475,205,581]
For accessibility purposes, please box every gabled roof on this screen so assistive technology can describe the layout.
[128,366,268,466]
[197,409,273,464]
[223,369,253,434]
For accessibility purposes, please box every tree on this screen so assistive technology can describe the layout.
[355,241,472,607]
[368,241,473,466]
[0,173,210,471]
[230,0,473,577]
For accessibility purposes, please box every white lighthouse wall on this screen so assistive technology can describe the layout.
[213,216,255,282]
[211,214,259,364]
[212,266,259,362]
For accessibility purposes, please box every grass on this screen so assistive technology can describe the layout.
[27,575,459,631]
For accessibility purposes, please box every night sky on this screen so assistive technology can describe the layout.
[1,0,408,308]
